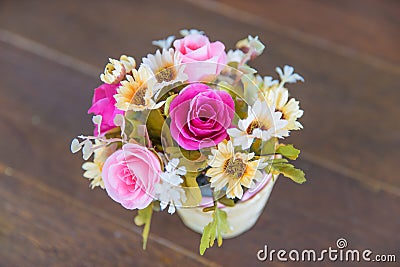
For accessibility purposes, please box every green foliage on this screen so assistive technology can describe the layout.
[182,172,202,207]
[271,162,306,184]
[124,111,146,145]
[134,202,154,250]
[146,109,165,149]
[241,74,259,105]
[276,144,300,160]
[218,196,235,207]
[199,207,230,255]
[234,97,248,120]
[260,137,278,156]
[163,94,177,117]
[202,206,216,212]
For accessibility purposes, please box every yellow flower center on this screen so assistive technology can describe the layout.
[131,86,147,106]
[155,66,176,83]
[224,158,246,179]
[246,120,261,134]
[105,63,115,74]
[276,108,287,120]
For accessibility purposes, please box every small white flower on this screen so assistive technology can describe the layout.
[92,115,102,137]
[179,29,204,36]
[236,35,265,57]
[70,138,82,153]
[119,55,136,74]
[247,35,265,56]
[82,139,94,160]
[152,35,175,50]
[276,65,304,84]
[227,99,289,149]
[154,158,187,214]
[262,76,279,89]
[227,49,245,63]
[100,58,126,84]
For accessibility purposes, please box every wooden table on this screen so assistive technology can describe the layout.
[0,0,399,266]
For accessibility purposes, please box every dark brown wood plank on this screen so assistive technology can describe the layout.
[213,0,400,65]
[0,173,218,267]
[0,0,399,190]
[0,43,398,266]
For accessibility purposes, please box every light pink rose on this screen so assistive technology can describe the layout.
[173,34,227,82]
[169,83,235,150]
[102,143,161,210]
[88,83,124,136]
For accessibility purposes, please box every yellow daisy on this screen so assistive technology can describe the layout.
[206,140,267,199]
[82,142,117,189]
[114,65,162,111]
[265,86,303,130]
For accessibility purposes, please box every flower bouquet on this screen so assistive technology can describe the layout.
[71,29,306,255]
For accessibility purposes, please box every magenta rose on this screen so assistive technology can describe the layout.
[88,83,124,135]
[173,34,227,82]
[102,143,161,210]
[169,83,235,150]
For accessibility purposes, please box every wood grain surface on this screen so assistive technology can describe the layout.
[0,0,398,266]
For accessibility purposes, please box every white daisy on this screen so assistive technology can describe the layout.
[206,140,267,199]
[114,65,163,111]
[227,99,289,149]
[276,65,304,84]
[142,48,187,90]
[265,87,304,130]
[154,158,187,214]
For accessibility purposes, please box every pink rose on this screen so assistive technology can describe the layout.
[169,83,235,150]
[173,34,227,82]
[88,83,124,135]
[102,143,161,209]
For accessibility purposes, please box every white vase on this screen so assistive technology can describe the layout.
[177,174,278,238]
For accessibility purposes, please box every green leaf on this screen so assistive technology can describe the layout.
[241,74,259,105]
[218,196,235,207]
[146,109,165,148]
[199,207,230,255]
[260,137,278,156]
[239,65,257,75]
[202,206,216,212]
[234,97,248,120]
[271,163,306,184]
[134,203,153,250]
[163,94,177,117]
[268,158,289,166]
[276,144,300,160]
[182,172,202,207]
[124,111,146,145]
